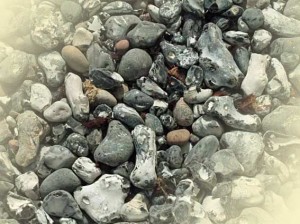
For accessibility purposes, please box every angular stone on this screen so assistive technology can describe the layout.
[137,77,168,99]
[72,157,101,184]
[30,83,52,113]
[192,115,224,138]
[15,171,39,200]
[72,27,93,50]
[102,1,133,15]
[173,97,194,127]
[113,103,144,128]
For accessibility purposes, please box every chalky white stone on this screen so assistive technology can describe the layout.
[72,157,101,184]
[30,83,52,113]
[15,171,40,200]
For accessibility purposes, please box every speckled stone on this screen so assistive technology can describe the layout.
[61,45,89,73]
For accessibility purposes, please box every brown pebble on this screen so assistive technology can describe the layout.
[114,39,130,53]
[61,45,89,73]
[112,84,129,101]
[167,129,190,145]
[173,97,194,127]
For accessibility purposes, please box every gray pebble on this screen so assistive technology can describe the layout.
[43,101,72,123]
[63,133,89,157]
[149,204,174,224]
[15,171,40,200]
[102,1,133,15]
[237,16,250,33]
[160,113,177,130]
[223,31,250,46]
[89,68,124,90]
[113,161,135,179]
[173,97,193,127]
[30,83,52,113]
[280,52,299,71]
[182,0,205,17]
[86,43,115,71]
[149,99,168,116]
[113,103,144,128]
[72,27,93,50]
[159,0,182,25]
[242,8,264,30]
[189,161,217,190]
[251,29,272,52]
[86,129,102,154]
[60,1,82,24]
[44,145,77,170]
[72,157,101,184]
[183,87,213,104]
[204,0,233,13]
[124,89,154,112]
[149,53,168,87]
[137,77,168,99]
[192,115,224,138]
[185,65,204,88]
[165,145,183,169]
[145,113,164,135]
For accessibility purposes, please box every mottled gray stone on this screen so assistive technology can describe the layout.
[124,89,154,112]
[145,113,164,135]
[63,133,89,157]
[242,8,264,30]
[192,115,224,138]
[72,157,101,184]
[182,0,204,17]
[251,29,272,52]
[183,87,213,104]
[223,31,250,46]
[44,145,77,170]
[113,103,144,128]
[60,1,82,24]
[159,0,182,25]
[137,77,168,99]
[102,1,133,15]
[15,171,40,200]
[30,83,52,113]
[165,145,183,169]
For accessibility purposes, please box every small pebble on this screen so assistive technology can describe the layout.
[61,46,89,73]
[166,129,190,146]
[173,97,194,127]
[30,83,52,113]
[63,133,89,157]
[43,101,72,123]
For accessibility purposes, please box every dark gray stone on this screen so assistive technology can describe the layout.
[149,54,168,88]
[89,68,124,90]
[123,89,154,112]
[192,115,224,137]
[63,133,89,157]
[145,113,164,135]
[113,103,144,128]
[165,145,183,169]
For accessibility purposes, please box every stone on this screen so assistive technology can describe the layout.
[15,171,40,200]
[102,1,133,15]
[87,42,115,71]
[202,196,227,223]
[251,29,272,52]
[220,131,265,176]
[0,181,14,198]
[72,27,93,50]
[72,157,101,184]
[118,49,152,81]
[262,8,300,37]
[61,46,89,73]
[149,204,174,224]
[159,0,182,25]
[43,190,83,220]
[242,8,264,30]
[120,193,149,222]
[113,103,144,128]
[43,101,72,123]
[114,39,130,54]
[223,31,250,46]
[89,68,124,89]
[289,64,300,93]
[270,37,300,57]
[65,73,89,121]
[16,111,49,167]
[192,115,224,138]
[113,161,135,179]
[185,65,204,88]
[262,106,300,138]
[74,174,130,223]
[30,83,52,113]
[263,152,289,183]
[233,46,250,74]
[38,51,66,88]
[0,149,21,183]
[148,53,168,88]
[60,1,82,24]
[86,129,102,153]
[283,0,300,20]
[183,87,213,104]
[166,129,190,145]
[63,133,89,157]
[0,120,13,144]
[94,120,134,167]
[131,125,157,189]
[173,98,194,127]
[204,0,233,13]
[137,77,168,99]
[226,207,274,224]
[195,23,243,89]
[241,53,270,96]
[189,162,217,190]
[159,113,177,130]
[127,21,166,48]
[182,0,205,17]
[165,145,183,169]
[280,52,299,72]
[145,113,164,135]
[123,89,154,112]
[44,145,77,170]
[39,168,81,198]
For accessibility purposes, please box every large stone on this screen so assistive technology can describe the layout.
[283,0,300,20]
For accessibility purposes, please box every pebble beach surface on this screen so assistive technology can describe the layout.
[0,0,300,224]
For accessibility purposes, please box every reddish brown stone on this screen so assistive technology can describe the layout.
[167,129,190,145]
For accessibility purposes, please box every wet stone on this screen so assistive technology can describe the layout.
[113,103,144,128]
[123,89,154,112]
[63,133,89,157]
[72,157,101,184]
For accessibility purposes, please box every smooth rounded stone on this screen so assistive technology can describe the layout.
[160,41,199,69]
[183,87,213,104]
[38,51,66,88]
[182,0,205,17]
[173,98,193,127]
[192,115,224,138]
[118,49,152,81]
[262,8,300,37]
[251,29,272,52]
[145,113,164,136]
[263,153,289,183]
[253,95,272,117]
[114,39,130,54]
[184,135,219,167]
[204,0,233,13]
[127,21,166,48]
[43,101,72,123]
[120,193,149,222]
[123,89,154,112]
[185,65,204,88]
[104,15,141,41]
[270,37,300,58]
[89,68,124,90]
[166,129,190,146]
[63,133,89,157]
[241,53,270,96]
[65,73,89,121]
[266,58,291,100]
[15,171,39,200]
[220,131,264,176]
[30,83,52,113]
[280,52,299,72]
[159,114,177,130]
[159,0,182,25]
[131,125,157,189]
[223,31,250,46]
[283,0,300,20]
[149,204,174,224]
[102,1,133,15]
[0,148,21,183]
[43,145,77,170]
[87,43,115,71]
[137,77,168,99]
[193,104,205,119]
[61,46,89,73]
[113,103,144,128]
[262,106,300,138]
[94,120,134,167]
[72,28,93,50]
[165,145,183,169]
[40,168,81,198]
[60,1,82,24]
[0,51,29,86]
[242,8,264,30]
[289,64,300,93]
[16,111,49,167]
[74,174,130,223]
[195,23,243,89]
[237,16,250,33]
[43,190,82,220]
[202,196,227,223]
[72,157,101,184]
[222,5,244,17]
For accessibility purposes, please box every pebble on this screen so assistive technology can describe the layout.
[145,113,164,136]
[227,207,274,224]
[189,162,217,190]
[149,204,174,223]
[242,8,264,30]
[173,97,194,127]
[94,120,134,167]
[123,89,154,112]
[263,152,289,183]
[0,120,12,144]
[159,0,182,25]
[72,157,101,184]
[89,68,124,89]
[166,129,190,145]
[37,51,66,88]
[182,0,205,17]
[74,174,130,223]
[223,31,250,46]
[30,83,52,113]
[102,1,133,15]
[202,196,227,223]
[61,46,89,73]
[72,27,93,50]
[127,21,166,48]
[43,190,83,220]
[160,113,177,130]
[148,54,168,88]
[16,110,49,167]
[283,0,300,20]
[43,101,72,123]
[280,52,299,72]
[114,39,130,54]
[289,64,300,93]
[251,29,272,52]
[113,103,144,128]
[86,129,102,153]
[204,0,233,13]
[130,125,157,189]
[63,133,89,157]
[270,37,300,57]
[118,49,152,81]
[183,87,213,104]
[113,161,135,179]
[192,115,224,138]
[15,171,40,200]
[165,145,183,169]
[39,168,81,198]
[60,1,82,24]
[185,65,204,88]
[137,77,168,99]
[44,145,77,170]
[112,84,129,101]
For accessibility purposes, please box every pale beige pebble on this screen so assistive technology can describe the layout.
[166,129,190,145]
[173,97,194,127]
[112,84,129,101]
[72,27,93,50]
[61,45,89,73]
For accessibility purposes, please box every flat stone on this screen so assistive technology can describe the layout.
[30,83,52,113]
[61,45,89,73]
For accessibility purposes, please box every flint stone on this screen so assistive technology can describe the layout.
[148,53,168,87]
[145,113,164,135]
[30,83,52,113]
[74,174,130,223]
[102,1,133,15]
[251,29,272,52]
[123,89,154,112]
[94,120,134,167]
[15,171,39,200]
[137,77,168,99]
[233,46,250,74]
[44,145,77,170]
[113,103,144,128]
[63,133,89,157]
[192,115,224,138]
[72,157,101,184]
[159,0,182,25]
